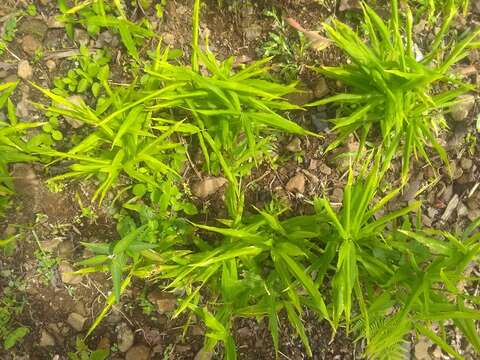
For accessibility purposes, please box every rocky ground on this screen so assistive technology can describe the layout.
[0,0,479,359]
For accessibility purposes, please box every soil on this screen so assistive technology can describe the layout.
[0,0,479,359]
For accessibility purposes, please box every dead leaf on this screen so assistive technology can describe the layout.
[286,18,331,51]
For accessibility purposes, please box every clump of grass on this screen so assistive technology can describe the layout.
[57,0,155,61]
[317,157,480,359]
[308,0,479,181]
[0,82,43,198]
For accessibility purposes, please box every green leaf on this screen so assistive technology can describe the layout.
[4,327,29,349]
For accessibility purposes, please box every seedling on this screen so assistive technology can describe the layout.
[259,8,308,82]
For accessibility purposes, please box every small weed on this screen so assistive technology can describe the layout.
[34,249,60,286]
[259,8,308,82]
[58,0,155,62]
[0,273,28,350]
[68,337,109,360]
[137,288,156,317]
[53,46,111,98]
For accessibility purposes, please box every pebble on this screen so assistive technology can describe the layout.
[194,349,214,360]
[58,261,82,285]
[244,23,262,41]
[339,0,362,11]
[313,77,329,98]
[451,94,475,122]
[460,158,473,170]
[39,330,55,347]
[17,60,33,80]
[126,345,151,360]
[163,33,175,45]
[67,312,86,332]
[46,60,56,72]
[286,138,302,152]
[58,239,74,258]
[331,188,344,204]
[286,173,305,194]
[441,194,459,221]
[21,35,42,56]
[97,336,111,350]
[467,209,480,222]
[191,177,227,198]
[457,202,468,218]
[58,95,85,128]
[147,290,177,314]
[116,323,135,352]
[414,337,430,360]
[74,28,90,46]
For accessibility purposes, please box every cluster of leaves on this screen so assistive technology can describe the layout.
[308,0,479,181]
[53,46,111,97]
[0,4,37,56]
[412,0,470,21]
[259,8,308,82]
[0,82,43,211]
[77,156,480,359]
[58,0,155,62]
[68,337,109,360]
[0,275,28,351]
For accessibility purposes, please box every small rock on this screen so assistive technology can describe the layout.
[286,138,302,152]
[422,214,432,227]
[191,325,204,336]
[17,60,33,80]
[176,345,191,352]
[39,330,55,347]
[19,18,48,39]
[97,31,119,48]
[309,159,321,170]
[311,113,329,132]
[467,209,480,222]
[147,290,177,314]
[244,23,262,41]
[58,239,74,258]
[402,177,422,202]
[440,184,453,203]
[67,312,86,332]
[46,60,56,72]
[313,77,328,98]
[58,95,85,128]
[116,323,135,353]
[39,238,62,252]
[192,177,227,198]
[59,261,82,285]
[460,158,473,170]
[427,207,438,220]
[17,92,30,118]
[319,163,332,176]
[331,188,344,203]
[451,94,475,122]
[74,28,90,46]
[126,345,151,360]
[286,173,305,194]
[339,0,362,11]
[441,194,459,221]
[414,337,430,360]
[47,16,64,29]
[21,35,42,56]
[194,349,214,360]
[286,86,314,106]
[457,202,468,218]
[163,33,175,45]
[97,336,110,350]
